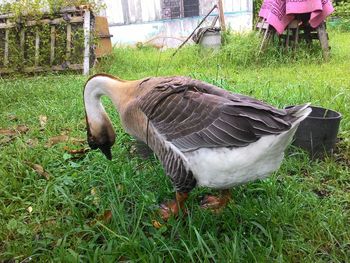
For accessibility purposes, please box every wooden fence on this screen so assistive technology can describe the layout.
[0,6,94,75]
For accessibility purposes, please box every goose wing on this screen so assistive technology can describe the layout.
[139,77,293,152]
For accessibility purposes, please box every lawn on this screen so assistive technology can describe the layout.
[0,31,349,262]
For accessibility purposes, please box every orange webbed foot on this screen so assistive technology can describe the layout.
[200,190,231,212]
[159,192,188,221]
[159,200,179,221]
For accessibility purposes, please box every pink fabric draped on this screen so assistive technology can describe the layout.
[259,0,334,34]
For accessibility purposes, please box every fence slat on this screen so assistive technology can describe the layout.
[50,25,55,65]
[66,23,71,61]
[4,22,9,66]
[83,9,91,75]
[20,28,25,61]
[35,29,40,66]
[0,17,84,29]
[0,63,84,74]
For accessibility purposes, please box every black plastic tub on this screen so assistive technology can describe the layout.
[290,106,342,158]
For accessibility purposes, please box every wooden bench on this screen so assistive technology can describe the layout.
[256,17,330,60]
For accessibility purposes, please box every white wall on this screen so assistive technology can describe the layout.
[104,0,162,25]
[103,0,252,24]
[108,13,252,47]
[103,0,253,47]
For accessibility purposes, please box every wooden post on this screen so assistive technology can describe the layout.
[211,15,219,27]
[50,25,55,65]
[83,8,91,75]
[35,29,40,66]
[258,18,265,34]
[304,26,312,45]
[258,24,270,54]
[217,0,226,31]
[4,19,9,66]
[20,28,25,61]
[66,23,71,62]
[294,23,299,52]
[179,0,184,19]
[317,22,330,60]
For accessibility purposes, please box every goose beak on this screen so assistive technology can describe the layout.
[100,145,112,160]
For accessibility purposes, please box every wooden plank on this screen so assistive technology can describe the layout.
[153,0,161,20]
[217,0,226,31]
[258,24,271,54]
[1,63,84,74]
[317,22,330,60]
[0,68,13,74]
[0,13,15,19]
[0,7,83,19]
[4,23,9,66]
[121,0,130,24]
[50,26,55,65]
[95,16,110,37]
[179,0,184,19]
[66,23,71,61]
[26,16,83,26]
[22,64,84,73]
[0,17,83,29]
[280,33,318,40]
[83,9,91,75]
[286,27,290,48]
[135,0,142,23]
[257,21,268,30]
[211,16,219,27]
[95,38,113,58]
[288,20,300,29]
[35,29,40,66]
[0,21,15,29]
[294,24,299,52]
[20,28,25,60]
[127,0,136,23]
[95,16,113,58]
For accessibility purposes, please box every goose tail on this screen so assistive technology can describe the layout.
[286,103,312,126]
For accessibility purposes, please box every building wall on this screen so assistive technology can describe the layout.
[104,0,252,25]
[104,0,252,47]
[104,0,162,25]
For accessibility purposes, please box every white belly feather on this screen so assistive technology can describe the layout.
[183,125,299,189]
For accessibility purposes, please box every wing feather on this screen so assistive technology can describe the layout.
[138,77,293,152]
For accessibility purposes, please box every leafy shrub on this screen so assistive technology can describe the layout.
[253,0,263,22]
[331,1,350,31]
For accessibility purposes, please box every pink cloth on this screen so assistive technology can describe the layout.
[259,0,334,34]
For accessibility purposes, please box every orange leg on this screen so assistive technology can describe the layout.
[200,189,231,212]
[159,192,188,221]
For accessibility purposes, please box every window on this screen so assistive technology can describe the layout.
[161,0,199,19]
[183,0,199,17]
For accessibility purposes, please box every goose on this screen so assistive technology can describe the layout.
[84,74,311,220]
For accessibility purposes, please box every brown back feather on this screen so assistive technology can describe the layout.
[139,77,293,152]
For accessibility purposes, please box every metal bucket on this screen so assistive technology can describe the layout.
[199,31,221,50]
[291,106,342,158]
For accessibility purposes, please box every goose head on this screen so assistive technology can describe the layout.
[84,74,125,160]
[83,73,137,160]
[86,114,115,160]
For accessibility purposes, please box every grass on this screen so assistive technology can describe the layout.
[0,30,349,262]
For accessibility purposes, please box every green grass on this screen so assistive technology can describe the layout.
[0,31,349,262]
